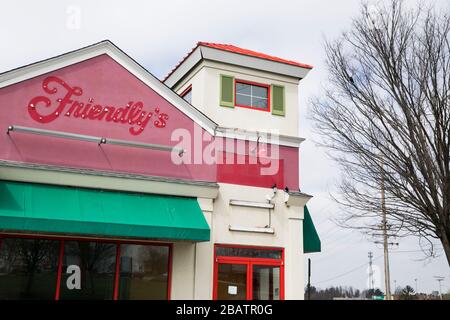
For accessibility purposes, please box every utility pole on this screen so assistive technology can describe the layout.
[368,252,374,292]
[414,278,418,293]
[380,156,392,300]
[307,258,311,300]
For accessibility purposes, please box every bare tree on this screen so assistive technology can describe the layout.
[311,0,450,265]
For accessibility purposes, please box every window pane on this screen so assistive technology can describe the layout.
[216,247,282,259]
[235,82,269,110]
[236,82,251,95]
[217,263,247,300]
[252,85,268,98]
[252,97,268,109]
[60,241,116,300]
[119,244,169,300]
[236,93,251,106]
[182,89,192,104]
[0,238,59,300]
[252,265,280,300]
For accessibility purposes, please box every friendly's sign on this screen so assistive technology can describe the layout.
[27,76,169,135]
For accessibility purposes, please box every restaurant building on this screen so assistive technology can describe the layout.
[0,41,320,300]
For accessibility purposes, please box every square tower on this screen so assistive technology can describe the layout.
[164,42,312,138]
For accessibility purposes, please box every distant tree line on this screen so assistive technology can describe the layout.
[306,285,450,300]
[305,286,363,300]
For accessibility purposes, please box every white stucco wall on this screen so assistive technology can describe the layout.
[174,61,301,137]
[212,183,305,300]
[170,242,195,299]
[169,183,307,300]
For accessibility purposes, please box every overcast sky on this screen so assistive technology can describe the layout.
[1,0,449,295]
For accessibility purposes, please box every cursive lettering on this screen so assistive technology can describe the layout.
[27,76,169,135]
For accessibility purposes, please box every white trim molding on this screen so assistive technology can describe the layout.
[0,160,219,199]
[215,126,305,148]
[284,191,313,207]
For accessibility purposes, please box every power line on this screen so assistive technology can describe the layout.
[322,230,357,246]
[315,254,384,285]
[309,202,336,227]
[319,226,360,243]
[390,248,444,254]
[320,228,350,241]
[311,249,446,287]
[312,238,362,263]
[312,245,444,264]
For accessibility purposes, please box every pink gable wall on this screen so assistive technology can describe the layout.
[0,54,299,190]
[0,54,216,182]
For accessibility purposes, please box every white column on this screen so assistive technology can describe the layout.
[283,205,305,300]
[194,198,215,299]
[170,242,195,299]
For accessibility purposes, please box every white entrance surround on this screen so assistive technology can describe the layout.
[173,183,311,300]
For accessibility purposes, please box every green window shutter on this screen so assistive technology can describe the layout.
[271,84,285,116]
[220,74,235,108]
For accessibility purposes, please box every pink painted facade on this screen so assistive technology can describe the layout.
[0,54,299,189]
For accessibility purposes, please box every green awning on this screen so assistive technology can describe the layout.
[0,180,210,242]
[303,205,321,253]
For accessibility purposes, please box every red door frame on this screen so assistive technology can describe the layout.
[54,239,65,300]
[0,233,173,300]
[213,244,285,300]
[113,241,121,300]
[214,259,250,299]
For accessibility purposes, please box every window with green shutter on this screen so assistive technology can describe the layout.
[271,84,285,116]
[220,74,234,107]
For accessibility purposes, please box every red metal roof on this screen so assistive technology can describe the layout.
[163,42,313,81]
[198,42,313,69]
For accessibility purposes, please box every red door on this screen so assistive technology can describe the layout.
[213,245,284,300]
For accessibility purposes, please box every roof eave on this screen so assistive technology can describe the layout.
[163,44,313,88]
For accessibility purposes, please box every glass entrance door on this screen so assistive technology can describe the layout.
[214,245,284,300]
[216,262,248,300]
[252,265,281,300]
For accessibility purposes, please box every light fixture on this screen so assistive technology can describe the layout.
[7,125,184,156]
[265,184,277,202]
